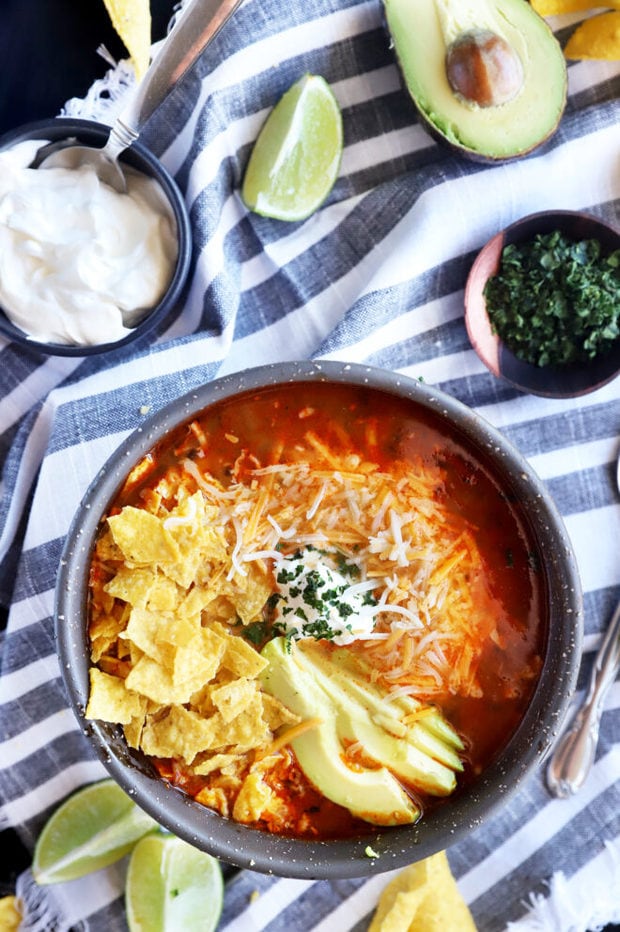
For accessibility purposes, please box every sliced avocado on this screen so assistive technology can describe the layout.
[384,0,567,161]
[301,640,464,772]
[299,642,463,784]
[260,638,419,825]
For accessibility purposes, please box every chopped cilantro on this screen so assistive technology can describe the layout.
[303,618,337,640]
[335,552,360,578]
[241,619,286,645]
[484,231,619,367]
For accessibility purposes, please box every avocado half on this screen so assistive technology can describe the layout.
[384,0,568,162]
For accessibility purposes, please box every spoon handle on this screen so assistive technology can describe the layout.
[108,0,244,152]
[546,599,620,798]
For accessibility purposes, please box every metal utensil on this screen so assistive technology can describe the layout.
[546,450,620,798]
[32,0,243,192]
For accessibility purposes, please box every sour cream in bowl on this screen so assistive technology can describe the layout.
[0,118,191,356]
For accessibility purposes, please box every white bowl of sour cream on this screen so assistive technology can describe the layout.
[0,118,191,356]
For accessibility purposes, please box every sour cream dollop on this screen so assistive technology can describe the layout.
[0,139,179,345]
[273,548,380,646]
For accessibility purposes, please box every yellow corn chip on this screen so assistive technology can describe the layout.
[0,896,21,932]
[369,851,476,932]
[105,567,180,611]
[123,712,146,749]
[123,607,178,664]
[261,692,302,731]
[232,771,274,823]
[531,0,620,14]
[108,508,180,566]
[225,693,271,752]
[192,752,239,776]
[222,632,269,678]
[89,611,127,662]
[564,10,620,58]
[102,0,151,81]
[194,785,230,817]
[141,706,226,764]
[229,564,273,624]
[94,528,124,562]
[209,677,258,723]
[86,668,146,724]
[161,494,228,588]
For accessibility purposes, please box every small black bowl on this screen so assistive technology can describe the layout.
[0,118,192,357]
[465,210,620,398]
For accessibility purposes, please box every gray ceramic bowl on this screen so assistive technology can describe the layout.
[0,118,192,357]
[465,210,620,398]
[55,361,583,878]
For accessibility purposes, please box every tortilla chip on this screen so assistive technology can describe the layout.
[172,627,226,687]
[123,607,177,664]
[194,785,230,817]
[221,632,268,678]
[531,0,619,13]
[229,564,273,624]
[0,896,21,932]
[102,0,151,81]
[232,771,274,823]
[123,712,147,749]
[141,706,226,764]
[94,528,124,562]
[564,11,620,60]
[160,494,228,588]
[86,668,146,724]
[225,693,271,752]
[89,611,127,662]
[368,851,476,932]
[192,752,239,776]
[209,677,258,723]
[261,692,302,730]
[105,567,180,611]
[108,508,180,566]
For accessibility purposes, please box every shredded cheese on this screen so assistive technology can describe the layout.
[179,445,502,699]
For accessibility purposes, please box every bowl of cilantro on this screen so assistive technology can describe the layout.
[464,210,620,398]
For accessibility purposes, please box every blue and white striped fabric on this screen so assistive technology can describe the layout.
[1,1,619,929]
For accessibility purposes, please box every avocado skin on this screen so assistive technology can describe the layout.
[384,0,568,162]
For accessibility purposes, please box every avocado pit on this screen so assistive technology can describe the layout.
[446,29,524,108]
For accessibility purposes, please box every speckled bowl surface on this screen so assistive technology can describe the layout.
[464,210,620,398]
[55,360,583,878]
[0,118,191,357]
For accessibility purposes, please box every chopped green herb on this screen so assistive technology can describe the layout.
[241,619,287,645]
[484,230,619,367]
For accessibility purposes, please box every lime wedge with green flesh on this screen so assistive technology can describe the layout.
[32,779,158,885]
[241,73,343,221]
[125,834,224,932]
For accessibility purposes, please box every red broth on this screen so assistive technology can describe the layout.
[87,381,546,839]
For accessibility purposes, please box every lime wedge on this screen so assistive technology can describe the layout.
[32,779,158,885]
[125,834,224,932]
[241,73,343,221]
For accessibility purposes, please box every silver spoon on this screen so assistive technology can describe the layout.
[546,449,620,798]
[32,0,244,192]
